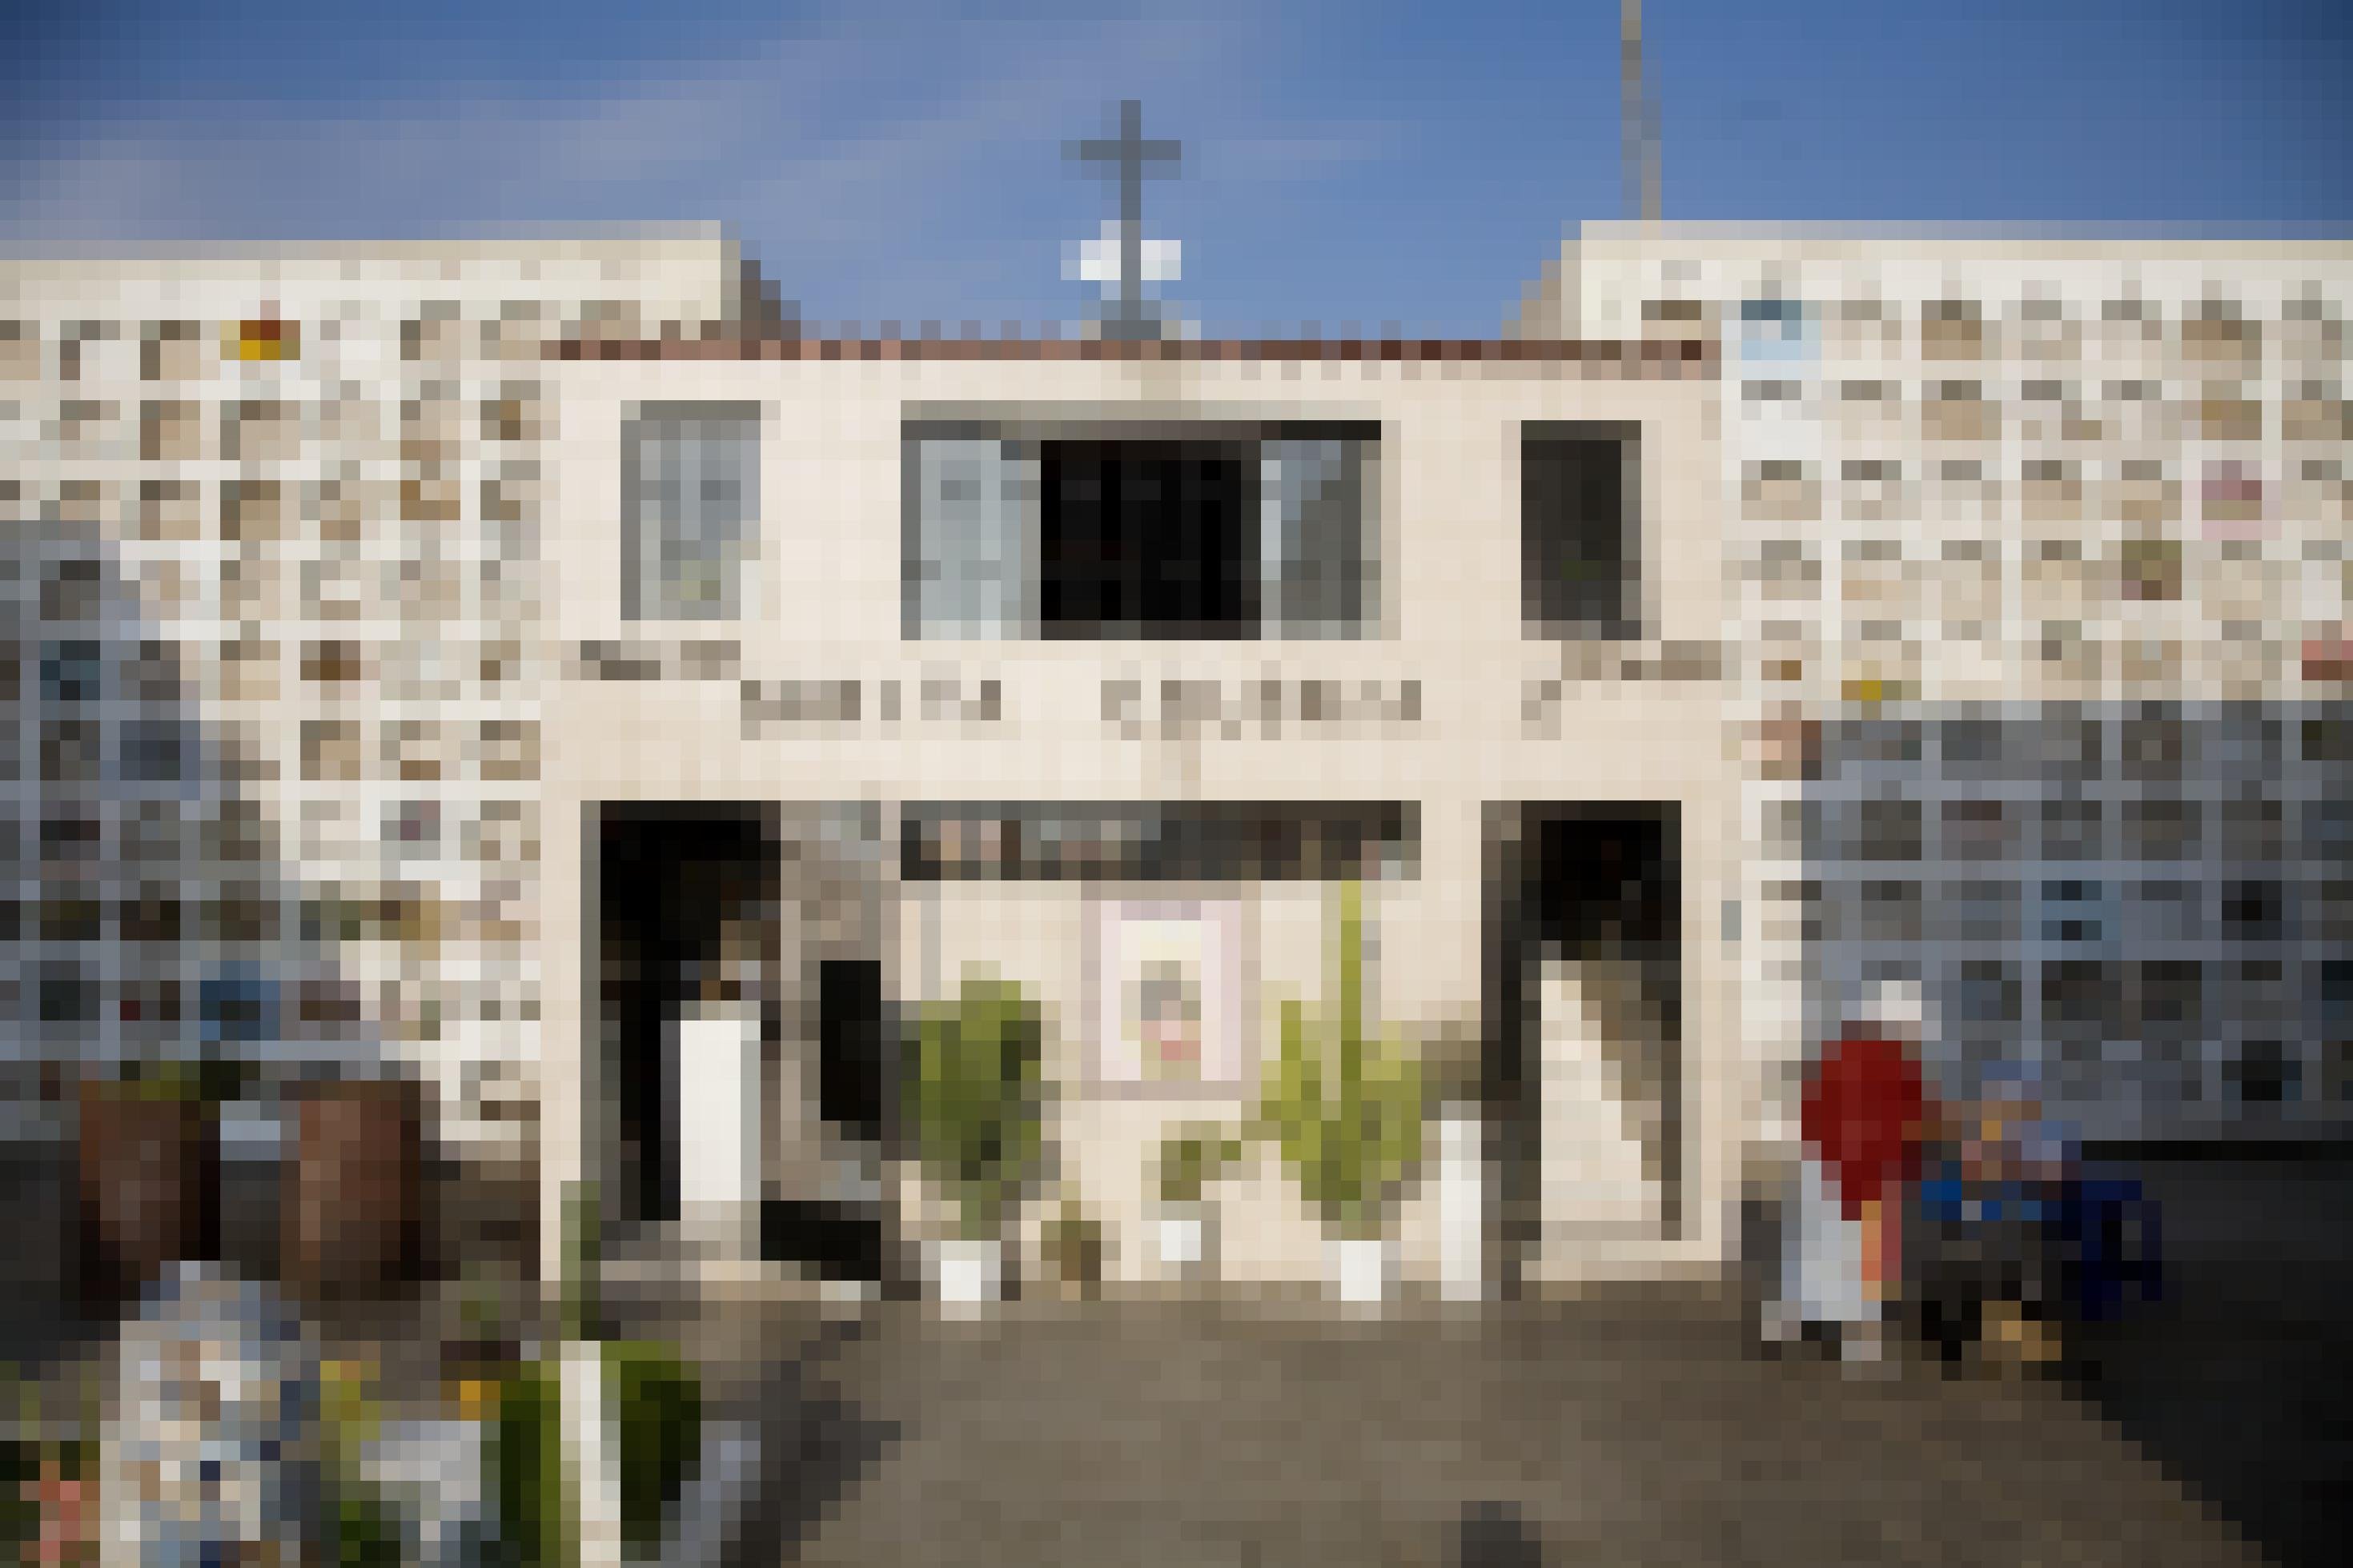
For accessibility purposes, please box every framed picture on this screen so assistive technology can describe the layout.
[1091,899,1245,1093]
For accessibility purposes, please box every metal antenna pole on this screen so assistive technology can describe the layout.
[1621,0,1660,226]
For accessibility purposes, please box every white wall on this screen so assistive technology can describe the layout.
[536,348,1745,1286]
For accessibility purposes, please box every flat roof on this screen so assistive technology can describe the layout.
[0,225,733,265]
[1569,220,2353,255]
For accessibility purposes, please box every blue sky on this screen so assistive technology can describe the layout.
[6,1,2347,335]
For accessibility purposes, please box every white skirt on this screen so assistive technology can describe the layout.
[1782,1157,1871,1327]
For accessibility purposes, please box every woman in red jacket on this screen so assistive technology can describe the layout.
[1772,985,1939,1365]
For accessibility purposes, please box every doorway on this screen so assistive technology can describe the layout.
[592,802,898,1283]
[1483,803,1683,1294]
[595,803,780,1233]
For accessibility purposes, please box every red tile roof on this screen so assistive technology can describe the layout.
[547,333,1717,372]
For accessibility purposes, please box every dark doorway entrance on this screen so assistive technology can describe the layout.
[595,803,780,1230]
[1482,803,1683,1296]
[817,957,888,1145]
[759,954,895,1285]
[595,802,899,1287]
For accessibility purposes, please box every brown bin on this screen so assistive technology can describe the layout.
[75,1081,221,1317]
[283,1078,424,1300]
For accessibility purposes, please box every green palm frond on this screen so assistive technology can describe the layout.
[1254,883,1429,1239]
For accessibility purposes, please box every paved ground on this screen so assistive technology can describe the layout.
[753,1149,2351,1568]
[757,1293,2265,1568]
[2060,1153,2353,1568]
[10,1148,2343,1567]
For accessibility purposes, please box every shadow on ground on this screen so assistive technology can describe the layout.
[723,1313,901,1568]
[2062,1151,2353,1568]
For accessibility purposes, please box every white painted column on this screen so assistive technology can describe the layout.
[675,1003,761,1256]
[1435,1103,1488,1301]
[562,1343,622,1568]
[539,792,587,1288]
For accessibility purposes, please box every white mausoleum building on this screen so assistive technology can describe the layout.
[4,222,2347,1303]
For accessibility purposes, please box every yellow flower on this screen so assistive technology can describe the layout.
[451,1378,499,1421]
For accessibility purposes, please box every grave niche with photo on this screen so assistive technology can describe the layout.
[1093,900,1243,1093]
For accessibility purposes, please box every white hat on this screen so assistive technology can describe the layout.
[1861,977,1924,1032]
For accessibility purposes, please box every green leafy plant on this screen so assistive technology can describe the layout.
[331,1486,401,1568]
[560,1181,602,1343]
[493,1361,570,1568]
[490,1345,703,1568]
[1152,1126,1246,1208]
[0,1432,34,1565]
[320,1360,401,1568]
[906,972,1046,1241]
[604,1341,703,1561]
[1254,882,1429,1241]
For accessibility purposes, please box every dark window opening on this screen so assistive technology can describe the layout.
[1524,422,1640,639]
[817,958,887,1145]
[2223,880,2286,941]
[2229,1041,2294,1106]
[1039,440,1255,637]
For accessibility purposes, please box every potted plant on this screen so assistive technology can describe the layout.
[905,972,1046,1308]
[606,1340,703,1562]
[516,1183,710,1568]
[74,1057,243,1316]
[1254,882,1429,1306]
[492,1356,570,1568]
[1150,1126,1244,1277]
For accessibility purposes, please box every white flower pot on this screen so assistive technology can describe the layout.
[932,1237,1004,1309]
[1331,1235,1392,1305]
[1155,1209,1206,1274]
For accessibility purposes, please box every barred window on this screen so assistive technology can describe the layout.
[624,402,761,622]
[904,419,1380,641]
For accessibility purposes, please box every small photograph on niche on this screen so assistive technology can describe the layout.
[1134,951,1203,1081]
[1094,900,1243,1093]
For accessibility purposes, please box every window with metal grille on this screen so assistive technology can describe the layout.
[624,402,761,622]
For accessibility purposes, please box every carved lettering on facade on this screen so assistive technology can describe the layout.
[1100,677,1420,740]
